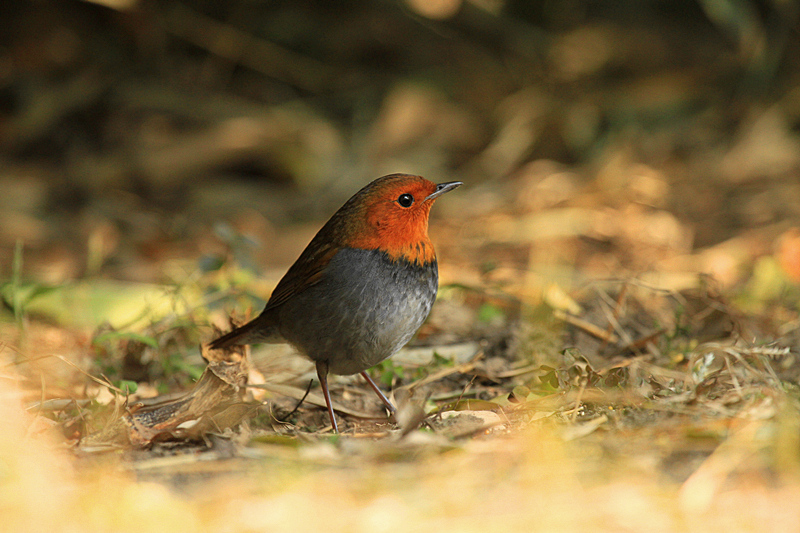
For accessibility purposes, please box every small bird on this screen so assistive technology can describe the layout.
[209,173,461,432]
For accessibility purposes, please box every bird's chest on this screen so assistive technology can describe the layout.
[278,248,438,374]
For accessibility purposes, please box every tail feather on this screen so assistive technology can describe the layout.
[208,316,276,350]
[208,322,253,350]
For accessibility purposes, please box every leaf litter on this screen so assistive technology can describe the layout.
[5,173,800,533]
[15,272,798,512]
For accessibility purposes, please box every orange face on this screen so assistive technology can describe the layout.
[346,175,460,264]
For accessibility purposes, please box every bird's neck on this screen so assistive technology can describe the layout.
[347,210,436,265]
[378,235,436,265]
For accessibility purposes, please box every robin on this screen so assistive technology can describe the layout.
[209,174,461,432]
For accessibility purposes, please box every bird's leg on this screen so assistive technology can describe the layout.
[360,371,397,413]
[315,360,339,433]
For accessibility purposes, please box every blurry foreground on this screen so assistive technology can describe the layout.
[3,374,800,532]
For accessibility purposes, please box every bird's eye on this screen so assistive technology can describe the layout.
[397,193,414,208]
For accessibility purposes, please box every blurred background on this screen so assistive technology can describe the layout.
[3,0,800,300]
[4,1,800,530]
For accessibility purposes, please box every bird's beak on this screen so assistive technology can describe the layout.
[425,181,462,202]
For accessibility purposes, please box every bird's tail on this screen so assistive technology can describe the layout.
[208,314,278,350]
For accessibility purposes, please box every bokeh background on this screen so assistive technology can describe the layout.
[5,0,800,293]
[3,0,800,531]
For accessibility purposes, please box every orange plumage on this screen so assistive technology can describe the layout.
[209,173,461,432]
[346,177,441,264]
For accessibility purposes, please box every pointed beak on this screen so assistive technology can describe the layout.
[425,181,462,202]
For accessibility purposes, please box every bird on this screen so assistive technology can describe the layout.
[209,173,461,432]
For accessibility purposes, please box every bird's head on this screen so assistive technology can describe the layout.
[339,174,461,264]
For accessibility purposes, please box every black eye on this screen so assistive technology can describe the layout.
[397,193,414,207]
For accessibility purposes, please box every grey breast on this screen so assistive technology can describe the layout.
[277,247,438,375]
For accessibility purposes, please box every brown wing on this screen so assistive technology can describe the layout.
[209,241,339,351]
[262,182,366,311]
[263,240,340,311]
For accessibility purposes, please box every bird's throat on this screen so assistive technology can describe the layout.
[381,237,436,265]
[348,220,436,265]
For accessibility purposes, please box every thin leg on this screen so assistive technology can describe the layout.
[316,360,339,433]
[360,371,397,413]
[279,379,314,423]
